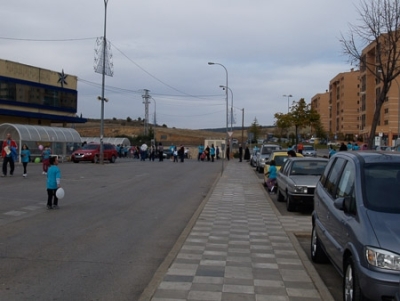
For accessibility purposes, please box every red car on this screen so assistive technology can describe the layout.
[71,143,118,163]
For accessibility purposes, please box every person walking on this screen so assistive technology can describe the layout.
[42,146,52,175]
[46,156,61,210]
[205,145,210,161]
[2,133,18,177]
[216,146,220,160]
[238,143,243,162]
[210,144,215,162]
[173,146,178,162]
[178,145,185,162]
[297,142,304,154]
[158,142,164,161]
[328,145,336,158]
[244,146,250,162]
[339,142,348,151]
[226,144,230,161]
[149,144,155,161]
[197,144,204,161]
[21,144,31,177]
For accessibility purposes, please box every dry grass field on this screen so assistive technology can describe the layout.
[73,119,247,147]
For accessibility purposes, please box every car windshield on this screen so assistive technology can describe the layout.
[82,144,98,150]
[290,161,327,176]
[274,155,288,166]
[304,146,314,151]
[364,163,400,213]
[262,147,279,154]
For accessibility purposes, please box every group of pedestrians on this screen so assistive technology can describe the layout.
[197,144,219,162]
[329,141,365,158]
[197,143,250,163]
[1,133,61,210]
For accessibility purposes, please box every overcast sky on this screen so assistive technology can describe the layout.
[2,0,360,130]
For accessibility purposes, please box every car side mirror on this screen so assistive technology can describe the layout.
[334,196,354,214]
[333,197,345,211]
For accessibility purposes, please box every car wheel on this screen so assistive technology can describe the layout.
[73,160,79,163]
[256,165,259,172]
[277,189,284,202]
[343,256,363,301]
[286,194,296,212]
[110,155,116,163]
[311,224,328,263]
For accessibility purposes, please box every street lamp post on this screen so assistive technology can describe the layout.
[219,85,233,132]
[283,94,293,113]
[99,0,109,165]
[220,85,233,158]
[208,62,228,174]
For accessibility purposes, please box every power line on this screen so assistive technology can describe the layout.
[0,36,96,42]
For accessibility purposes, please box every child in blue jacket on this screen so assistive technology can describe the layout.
[47,156,61,210]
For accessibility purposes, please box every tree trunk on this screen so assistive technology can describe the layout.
[367,87,389,149]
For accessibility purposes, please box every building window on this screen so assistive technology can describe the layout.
[0,76,77,112]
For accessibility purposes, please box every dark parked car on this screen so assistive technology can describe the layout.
[276,157,328,212]
[311,151,400,301]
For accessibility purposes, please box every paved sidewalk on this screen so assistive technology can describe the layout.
[143,161,333,301]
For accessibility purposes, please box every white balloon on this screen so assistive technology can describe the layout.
[56,188,65,199]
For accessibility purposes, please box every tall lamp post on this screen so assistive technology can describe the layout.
[283,94,293,113]
[220,85,233,159]
[208,62,228,174]
[219,85,233,132]
[99,0,109,164]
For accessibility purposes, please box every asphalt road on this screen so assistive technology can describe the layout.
[0,158,221,301]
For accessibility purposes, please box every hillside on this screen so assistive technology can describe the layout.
[72,119,248,146]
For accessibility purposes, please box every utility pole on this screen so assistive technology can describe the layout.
[142,89,150,136]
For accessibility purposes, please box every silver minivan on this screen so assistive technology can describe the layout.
[311,151,400,301]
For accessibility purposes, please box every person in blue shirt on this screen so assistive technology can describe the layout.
[197,144,204,161]
[21,144,31,177]
[265,160,277,194]
[352,143,360,151]
[328,145,336,158]
[210,144,216,162]
[47,156,61,210]
[347,142,353,151]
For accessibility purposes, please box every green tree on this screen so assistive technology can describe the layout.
[273,113,292,140]
[248,117,262,143]
[275,99,321,146]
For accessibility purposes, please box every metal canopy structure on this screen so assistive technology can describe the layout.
[81,137,130,146]
[0,123,82,162]
[0,123,82,143]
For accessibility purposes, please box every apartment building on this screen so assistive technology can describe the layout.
[311,91,329,137]
[329,69,360,141]
[359,41,400,146]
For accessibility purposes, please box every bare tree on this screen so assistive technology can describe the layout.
[340,0,400,148]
